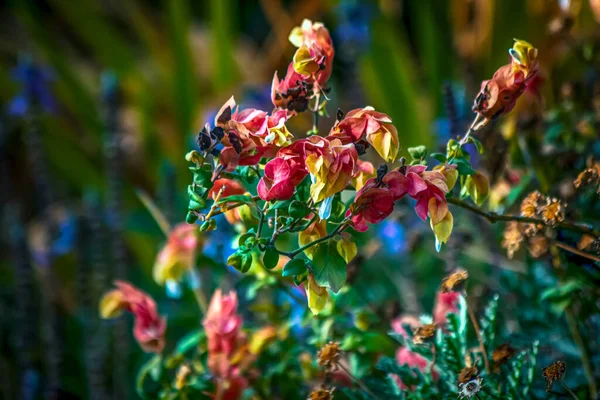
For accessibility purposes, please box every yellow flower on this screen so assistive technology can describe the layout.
[306,275,329,315]
[99,289,126,319]
[299,219,327,259]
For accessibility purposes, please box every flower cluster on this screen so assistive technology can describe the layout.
[471,39,539,131]
[99,281,167,353]
[272,19,335,111]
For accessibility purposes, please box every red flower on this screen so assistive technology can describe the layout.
[257,157,306,201]
[99,281,167,353]
[346,170,408,232]
[209,178,246,199]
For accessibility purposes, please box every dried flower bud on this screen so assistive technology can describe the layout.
[502,222,524,259]
[528,235,549,258]
[317,341,341,369]
[492,343,516,371]
[520,190,544,218]
[577,234,597,251]
[574,167,600,190]
[308,387,334,400]
[540,198,565,227]
[457,366,479,385]
[542,361,566,392]
[440,269,468,293]
[413,323,436,345]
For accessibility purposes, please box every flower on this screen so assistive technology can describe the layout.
[392,347,438,391]
[471,39,539,131]
[203,289,244,361]
[288,19,335,88]
[317,341,342,369]
[351,160,376,191]
[209,178,246,200]
[99,281,166,353]
[271,63,311,112]
[153,223,199,286]
[542,361,566,392]
[346,170,407,232]
[298,219,327,259]
[433,291,460,326]
[328,107,399,162]
[202,290,249,399]
[305,138,358,203]
[257,157,306,201]
[214,97,287,171]
[305,275,329,315]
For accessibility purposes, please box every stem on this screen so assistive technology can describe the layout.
[561,380,580,400]
[430,344,437,375]
[311,93,320,134]
[565,307,597,399]
[256,203,269,239]
[337,363,378,399]
[286,223,347,259]
[448,197,600,237]
[554,242,600,266]
[466,296,491,374]
[136,189,172,236]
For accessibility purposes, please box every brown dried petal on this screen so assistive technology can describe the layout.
[542,361,566,392]
[502,222,524,259]
[440,269,469,293]
[521,191,544,218]
[413,323,437,345]
[317,341,341,369]
[578,234,597,251]
[528,235,549,258]
[457,366,479,384]
[308,387,334,400]
[541,199,565,227]
[492,343,516,371]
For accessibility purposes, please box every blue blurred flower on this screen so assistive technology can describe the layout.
[8,56,55,117]
[377,218,407,255]
[334,1,374,53]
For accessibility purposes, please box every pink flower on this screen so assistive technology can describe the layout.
[257,158,305,201]
[203,290,244,360]
[433,292,460,326]
[153,223,199,285]
[99,281,167,353]
[288,19,335,87]
[328,107,399,162]
[346,170,408,232]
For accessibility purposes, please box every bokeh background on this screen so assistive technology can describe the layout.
[1,0,600,399]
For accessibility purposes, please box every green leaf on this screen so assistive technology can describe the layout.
[312,241,347,293]
[453,158,476,176]
[470,137,485,154]
[430,152,447,163]
[218,195,254,205]
[175,331,203,355]
[481,294,499,361]
[408,145,428,160]
[282,258,308,277]
[136,355,162,399]
[263,247,279,270]
[288,200,311,219]
[523,341,539,398]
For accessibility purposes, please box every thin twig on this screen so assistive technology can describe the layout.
[337,363,378,399]
[560,380,580,400]
[448,197,600,237]
[565,307,597,399]
[554,242,600,265]
[465,296,491,374]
